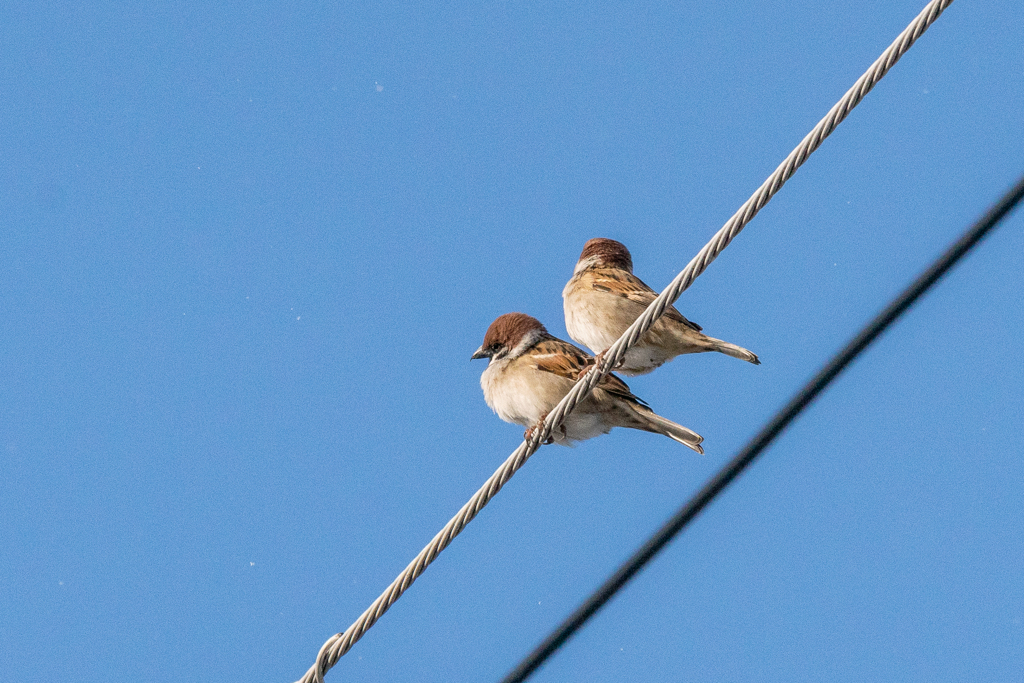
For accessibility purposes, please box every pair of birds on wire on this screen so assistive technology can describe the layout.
[472,238,759,454]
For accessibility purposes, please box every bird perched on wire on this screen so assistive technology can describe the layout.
[563,237,760,375]
[471,312,704,453]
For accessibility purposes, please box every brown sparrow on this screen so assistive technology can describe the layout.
[563,238,760,375]
[472,312,704,453]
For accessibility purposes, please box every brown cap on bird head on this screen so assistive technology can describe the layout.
[471,312,547,360]
[578,238,633,272]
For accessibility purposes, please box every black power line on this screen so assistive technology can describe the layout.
[501,174,1024,683]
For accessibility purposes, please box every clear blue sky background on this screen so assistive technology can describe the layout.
[3,1,1022,681]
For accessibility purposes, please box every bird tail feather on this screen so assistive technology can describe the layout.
[708,337,760,365]
[635,408,704,454]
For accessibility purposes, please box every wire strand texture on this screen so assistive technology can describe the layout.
[295,1,955,680]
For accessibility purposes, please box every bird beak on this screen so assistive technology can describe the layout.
[471,346,491,361]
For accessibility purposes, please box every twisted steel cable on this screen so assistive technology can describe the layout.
[295,1,955,680]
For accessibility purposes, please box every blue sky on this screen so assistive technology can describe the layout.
[2,1,1022,681]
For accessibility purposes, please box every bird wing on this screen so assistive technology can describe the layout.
[529,338,592,381]
[530,338,648,408]
[585,268,702,332]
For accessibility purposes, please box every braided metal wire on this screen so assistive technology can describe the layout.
[295,1,954,680]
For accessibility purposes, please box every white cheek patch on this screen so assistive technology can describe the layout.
[572,256,602,276]
[508,329,546,360]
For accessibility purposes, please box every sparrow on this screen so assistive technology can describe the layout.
[471,312,704,453]
[563,237,760,375]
